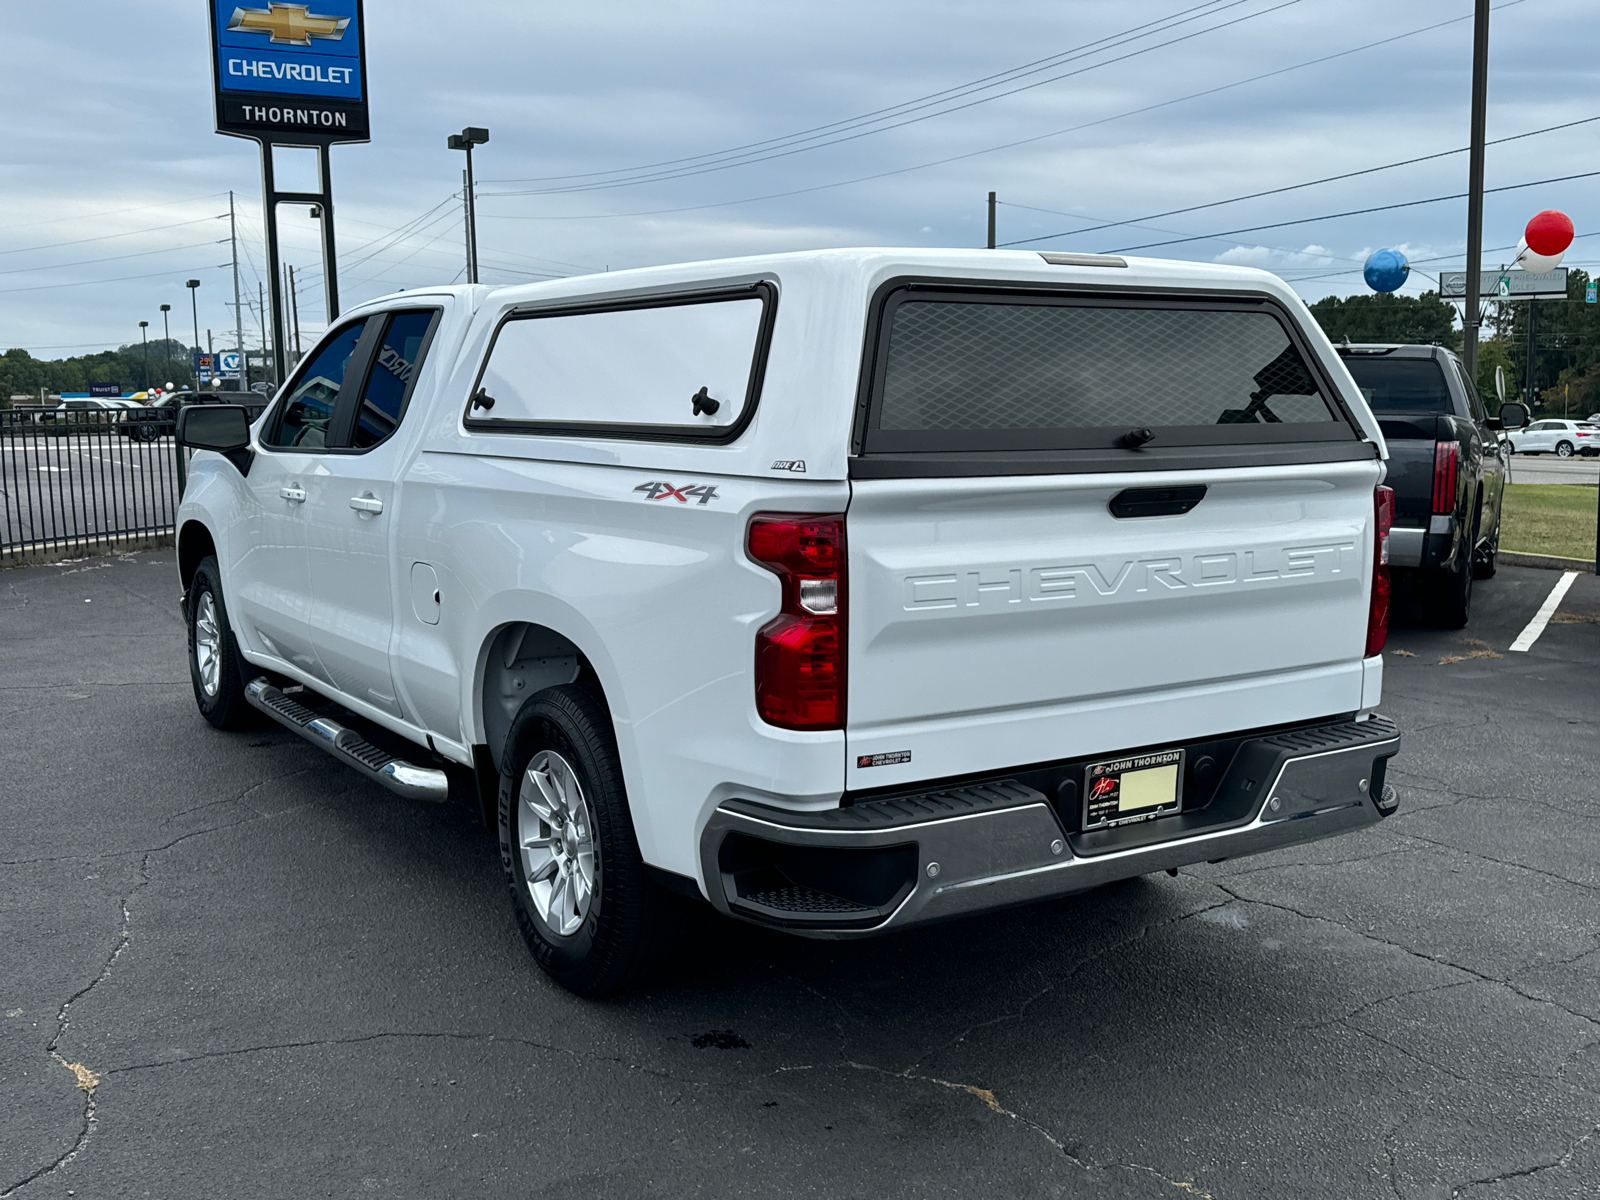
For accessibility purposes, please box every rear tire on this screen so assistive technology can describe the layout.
[498,684,681,997]
[1432,513,1477,628]
[186,556,254,729]
[1557,441,1575,458]
[1473,517,1499,579]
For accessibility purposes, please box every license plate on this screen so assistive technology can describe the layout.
[1083,749,1184,831]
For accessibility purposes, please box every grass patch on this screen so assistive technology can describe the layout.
[1499,483,1598,562]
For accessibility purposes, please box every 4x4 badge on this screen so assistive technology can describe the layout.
[634,481,719,505]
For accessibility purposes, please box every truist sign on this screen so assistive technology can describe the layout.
[210,0,369,143]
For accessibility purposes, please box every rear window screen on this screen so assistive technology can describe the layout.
[874,300,1336,435]
[1340,357,1452,414]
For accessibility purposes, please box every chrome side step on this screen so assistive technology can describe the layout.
[244,677,450,803]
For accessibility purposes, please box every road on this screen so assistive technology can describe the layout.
[3,551,1598,1198]
[0,430,181,556]
[1505,454,1600,485]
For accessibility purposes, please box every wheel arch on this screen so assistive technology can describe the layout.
[177,520,217,591]
[475,620,617,776]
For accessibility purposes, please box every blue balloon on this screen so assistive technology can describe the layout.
[1364,247,1410,293]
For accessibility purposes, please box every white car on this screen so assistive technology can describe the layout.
[174,248,1403,995]
[1508,419,1600,457]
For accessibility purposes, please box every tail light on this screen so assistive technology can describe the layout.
[1431,441,1459,514]
[1366,485,1394,658]
[747,514,846,730]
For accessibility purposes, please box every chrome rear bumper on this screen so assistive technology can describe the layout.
[700,716,1400,937]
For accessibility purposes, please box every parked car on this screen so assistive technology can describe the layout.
[36,397,128,423]
[1507,419,1600,457]
[119,391,270,440]
[1336,343,1524,628]
[176,249,1403,995]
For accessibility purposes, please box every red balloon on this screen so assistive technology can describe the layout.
[1525,209,1574,256]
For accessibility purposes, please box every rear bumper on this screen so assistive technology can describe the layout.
[700,715,1400,937]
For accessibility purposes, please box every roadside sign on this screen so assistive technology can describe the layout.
[218,351,243,375]
[209,0,369,145]
[1439,267,1568,300]
[88,382,121,398]
[1587,281,1598,304]
[194,352,214,383]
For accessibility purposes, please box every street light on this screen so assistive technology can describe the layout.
[446,126,489,284]
[186,280,201,387]
[138,320,150,391]
[159,303,171,367]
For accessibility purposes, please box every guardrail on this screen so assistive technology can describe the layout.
[0,405,263,564]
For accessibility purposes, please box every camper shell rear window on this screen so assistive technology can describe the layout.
[853,281,1367,474]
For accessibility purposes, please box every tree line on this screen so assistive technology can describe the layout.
[1,339,196,404]
[1308,268,1600,415]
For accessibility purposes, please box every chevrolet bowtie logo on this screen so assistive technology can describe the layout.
[227,4,349,46]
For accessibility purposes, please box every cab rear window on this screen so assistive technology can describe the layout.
[861,288,1350,455]
[1340,357,1452,414]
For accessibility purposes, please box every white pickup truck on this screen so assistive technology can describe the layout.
[175,248,1401,995]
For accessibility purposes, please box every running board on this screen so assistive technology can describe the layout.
[244,677,450,803]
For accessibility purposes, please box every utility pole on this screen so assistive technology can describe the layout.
[230,190,248,388]
[987,192,996,249]
[1462,0,1491,383]
[288,264,302,358]
[258,280,270,388]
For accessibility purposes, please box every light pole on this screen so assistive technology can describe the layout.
[447,126,489,283]
[138,320,150,391]
[159,304,171,372]
[186,280,201,387]
[1462,0,1490,383]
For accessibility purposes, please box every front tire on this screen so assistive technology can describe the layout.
[186,556,254,729]
[498,684,679,997]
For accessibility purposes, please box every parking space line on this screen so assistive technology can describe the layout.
[1509,571,1580,652]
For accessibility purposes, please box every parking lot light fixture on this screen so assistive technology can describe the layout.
[138,320,149,390]
[186,280,201,368]
[160,304,171,365]
[447,126,489,284]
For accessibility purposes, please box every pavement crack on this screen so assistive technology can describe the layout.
[1450,1121,1600,1196]
[1382,827,1600,894]
[1210,882,1600,1032]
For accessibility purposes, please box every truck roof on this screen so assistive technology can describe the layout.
[352,248,1312,315]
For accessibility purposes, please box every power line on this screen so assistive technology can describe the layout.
[487,0,1243,186]
[0,192,230,236]
[1104,169,1600,253]
[488,0,1299,195]
[0,240,225,278]
[0,263,231,296]
[998,112,1600,247]
[481,3,1523,223]
[0,216,224,260]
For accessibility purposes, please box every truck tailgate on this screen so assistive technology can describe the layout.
[844,460,1381,789]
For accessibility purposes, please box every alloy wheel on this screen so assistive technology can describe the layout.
[193,592,221,697]
[518,749,597,937]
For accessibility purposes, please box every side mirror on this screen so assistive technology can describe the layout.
[1498,401,1529,430]
[178,404,251,451]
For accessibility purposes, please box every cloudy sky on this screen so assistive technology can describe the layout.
[1,0,1595,360]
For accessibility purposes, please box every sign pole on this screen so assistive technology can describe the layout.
[259,144,288,385]
[318,143,340,320]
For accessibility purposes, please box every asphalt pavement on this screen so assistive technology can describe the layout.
[3,551,1598,1199]
[1505,454,1600,485]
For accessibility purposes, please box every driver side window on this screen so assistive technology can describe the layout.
[265,320,366,449]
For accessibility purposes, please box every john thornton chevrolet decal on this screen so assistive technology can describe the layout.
[228,4,350,45]
[857,751,911,768]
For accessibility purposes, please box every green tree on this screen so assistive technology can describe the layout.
[1308,291,1461,350]
[1503,268,1600,413]
[0,339,196,404]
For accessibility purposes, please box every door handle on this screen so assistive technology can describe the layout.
[279,486,306,503]
[350,495,384,515]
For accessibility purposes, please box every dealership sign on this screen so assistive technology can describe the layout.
[209,1,369,144]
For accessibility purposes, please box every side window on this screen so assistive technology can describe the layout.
[266,321,366,450]
[469,290,769,437]
[1453,359,1487,423]
[350,310,437,449]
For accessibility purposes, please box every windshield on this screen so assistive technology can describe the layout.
[1341,356,1452,414]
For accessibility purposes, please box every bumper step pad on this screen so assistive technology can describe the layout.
[244,678,449,803]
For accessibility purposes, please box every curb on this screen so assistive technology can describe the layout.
[1,532,174,570]
[1500,550,1596,572]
